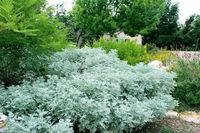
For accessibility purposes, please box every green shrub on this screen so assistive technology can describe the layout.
[160,126,177,133]
[1,48,177,132]
[172,60,200,106]
[93,38,151,65]
[0,0,69,86]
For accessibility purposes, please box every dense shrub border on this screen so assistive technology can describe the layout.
[1,48,177,132]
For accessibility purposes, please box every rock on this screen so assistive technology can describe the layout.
[148,60,164,68]
[179,111,200,124]
[102,33,111,40]
[165,111,200,124]
[129,34,143,45]
[114,32,143,44]
[166,111,179,119]
[148,60,170,71]
[0,113,7,133]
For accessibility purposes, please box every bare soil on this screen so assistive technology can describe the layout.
[133,117,200,133]
[157,118,200,133]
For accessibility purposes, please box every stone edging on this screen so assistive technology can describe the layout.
[172,51,200,60]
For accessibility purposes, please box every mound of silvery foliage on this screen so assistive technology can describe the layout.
[0,48,177,133]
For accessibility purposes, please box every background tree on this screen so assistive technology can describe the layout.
[116,0,166,36]
[0,0,69,86]
[144,0,179,49]
[175,15,200,50]
[55,4,77,44]
[192,16,200,49]
[176,15,196,50]
[70,0,166,45]
[70,0,117,46]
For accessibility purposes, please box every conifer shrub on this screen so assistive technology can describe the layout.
[1,48,177,132]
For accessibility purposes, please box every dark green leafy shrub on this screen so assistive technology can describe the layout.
[1,48,177,132]
[93,38,151,65]
[0,0,69,86]
[160,126,177,133]
[172,60,200,106]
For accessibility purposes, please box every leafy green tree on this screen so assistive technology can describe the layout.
[71,0,117,45]
[177,15,200,50]
[0,0,68,86]
[55,4,77,43]
[189,15,200,49]
[176,15,196,49]
[182,15,196,34]
[116,0,166,36]
[70,0,166,44]
[144,0,179,49]
[192,15,200,49]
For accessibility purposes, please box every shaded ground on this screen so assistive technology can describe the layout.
[157,118,200,133]
[175,102,200,113]
[134,117,200,133]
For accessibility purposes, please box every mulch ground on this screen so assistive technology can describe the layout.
[133,118,200,133]
[157,118,200,133]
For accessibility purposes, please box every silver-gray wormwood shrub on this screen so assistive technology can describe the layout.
[0,48,177,133]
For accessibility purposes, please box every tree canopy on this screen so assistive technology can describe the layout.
[176,15,200,50]
[144,0,179,49]
[70,0,167,43]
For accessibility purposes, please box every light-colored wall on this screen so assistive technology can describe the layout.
[172,51,200,60]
